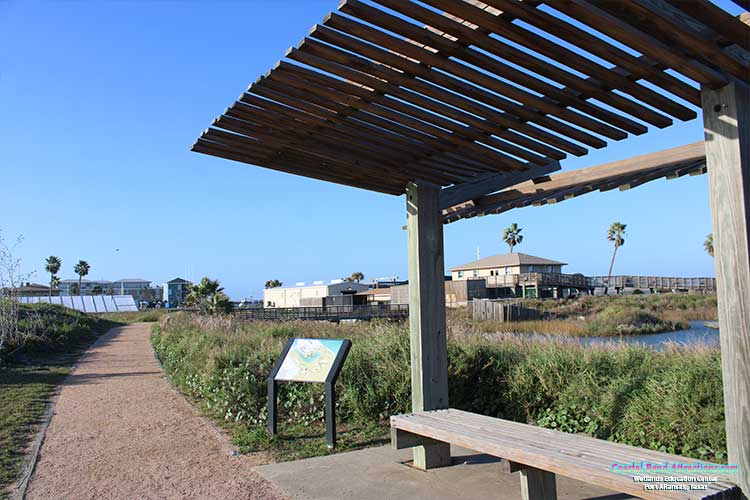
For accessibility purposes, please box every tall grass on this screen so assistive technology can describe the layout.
[0,303,117,362]
[152,313,726,462]
[455,294,717,337]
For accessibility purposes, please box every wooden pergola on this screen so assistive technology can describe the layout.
[194,0,750,495]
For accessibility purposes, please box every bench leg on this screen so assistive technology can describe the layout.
[519,468,557,500]
[413,442,451,470]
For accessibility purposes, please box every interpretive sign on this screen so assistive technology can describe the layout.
[275,339,346,383]
[268,338,351,448]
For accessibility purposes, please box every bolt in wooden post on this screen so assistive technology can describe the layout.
[702,79,750,497]
[406,181,451,470]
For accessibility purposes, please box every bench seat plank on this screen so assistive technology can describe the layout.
[391,409,740,500]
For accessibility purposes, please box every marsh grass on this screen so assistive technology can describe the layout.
[455,294,717,337]
[152,312,726,463]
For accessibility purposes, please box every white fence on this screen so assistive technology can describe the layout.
[16,295,137,313]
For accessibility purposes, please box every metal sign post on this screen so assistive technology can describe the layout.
[268,338,352,449]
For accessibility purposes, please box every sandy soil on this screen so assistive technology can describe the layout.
[25,323,284,500]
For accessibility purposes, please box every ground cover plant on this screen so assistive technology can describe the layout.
[0,303,117,498]
[152,307,726,464]
[458,294,717,337]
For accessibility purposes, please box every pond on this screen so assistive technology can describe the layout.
[578,320,719,349]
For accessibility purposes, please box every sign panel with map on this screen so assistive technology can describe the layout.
[268,337,352,449]
[275,339,345,383]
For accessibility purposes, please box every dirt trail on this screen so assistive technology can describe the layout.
[26,323,283,500]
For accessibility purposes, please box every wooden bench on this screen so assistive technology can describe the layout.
[391,409,740,500]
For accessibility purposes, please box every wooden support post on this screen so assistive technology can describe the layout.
[519,468,557,500]
[406,181,451,470]
[702,79,750,497]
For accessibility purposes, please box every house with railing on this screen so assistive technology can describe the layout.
[450,253,590,299]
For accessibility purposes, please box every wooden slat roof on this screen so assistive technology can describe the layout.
[193,0,748,197]
[443,142,707,223]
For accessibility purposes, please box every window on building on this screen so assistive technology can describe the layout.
[457,271,464,278]
[490,270,495,276]
[472,270,478,277]
[505,267,512,275]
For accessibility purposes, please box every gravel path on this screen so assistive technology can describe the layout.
[26,323,284,500]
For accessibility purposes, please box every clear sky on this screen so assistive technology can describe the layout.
[2,1,739,300]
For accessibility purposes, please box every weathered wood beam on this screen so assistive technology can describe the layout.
[293,39,582,157]
[598,0,749,82]
[702,79,750,497]
[342,0,659,133]
[424,0,696,120]
[391,427,446,450]
[304,28,591,156]
[275,61,547,168]
[519,467,557,500]
[554,0,728,88]
[471,142,704,207]
[322,12,621,144]
[443,142,708,222]
[439,162,561,210]
[406,181,451,470]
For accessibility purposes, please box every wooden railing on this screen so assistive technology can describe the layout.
[483,272,590,288]
[232,304,409,321]
[588,275,716,290]
[481,273,715,290]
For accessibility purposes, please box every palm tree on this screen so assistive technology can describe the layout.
[344,272,365,283]
[265,279,282,289]
[185,277,231,314]
[74,260,90,295]
[704,233,714,257]
[606,222,627,294]
[45,256,61,299]
[502,223,523,253]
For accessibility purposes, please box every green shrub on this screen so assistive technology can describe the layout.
[151,314,726,462]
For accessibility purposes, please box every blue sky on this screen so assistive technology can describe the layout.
[1,1,736,300]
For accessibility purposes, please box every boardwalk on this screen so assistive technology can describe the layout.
[25,324,283,500]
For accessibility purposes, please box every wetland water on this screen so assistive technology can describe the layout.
[580,321,719,348]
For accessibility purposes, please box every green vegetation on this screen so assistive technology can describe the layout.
[44,256,61,300]
[185,277,231,315]
[606,221,627,292]
[73,260,90,293]
[0,304,116,497]
[264,279,282,289]
[502,222,523,253]
[152,311,726,463]
[1,303,114,360]
[0,365,70,493]
[343,272,365,283]
[462,294,717,337]
[96,309,170,324]
[705,233,714,257]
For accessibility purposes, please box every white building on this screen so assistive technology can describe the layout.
[263,280,369,308]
